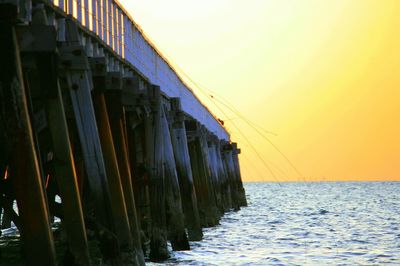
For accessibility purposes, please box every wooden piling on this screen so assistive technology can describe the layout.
[0,16,56,265]
[169,98,203,241]
[16,14,91,263]
[222,143,241,210]
[60,19,113,233]
[145,85,169,261]
[104,82,145,265]
[216,140,233,211]
[187,122,220,227]
[231,143,247,207]
[90,64,134,254]
[46,86,91,265]
[207,138,224,213]
[127,119,152,253]
[198,127,222,221]
[122,76,155,257]
[160,102,190,251]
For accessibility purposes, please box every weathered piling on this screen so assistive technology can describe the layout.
[216,140,233,211]
[17,16,91,264]
[160,101,190,251]
[222,143,240,210]
[198,126,223,221]
[123,77,153,253]
[221,142,247,210]
[186,121,220,227]
[207,137,224,213]
[59,19,113,233]
[91,80,133,254]
[169,98,203,241]
[104,81,145,265]
[232,143,248,207]
[144,85,169,261]
[0,8,56,264]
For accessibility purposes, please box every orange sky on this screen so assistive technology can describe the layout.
[119,0,400,182]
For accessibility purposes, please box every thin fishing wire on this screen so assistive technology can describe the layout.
[169,63,304,181]
[210,96,305,181]
[205,95,284,184]
[238,141,291,181]
[174,68,277,136]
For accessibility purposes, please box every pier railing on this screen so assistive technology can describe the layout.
[50,0,229,140]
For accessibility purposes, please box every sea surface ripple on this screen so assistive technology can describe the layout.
[151,182,400,265]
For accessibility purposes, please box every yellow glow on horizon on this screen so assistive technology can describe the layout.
[119,0,400,182]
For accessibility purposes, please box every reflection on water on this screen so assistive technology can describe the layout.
[150,182,400,265]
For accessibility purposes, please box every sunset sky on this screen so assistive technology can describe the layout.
[119,0,400,182]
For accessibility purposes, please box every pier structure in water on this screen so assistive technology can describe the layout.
[0,0,247,265]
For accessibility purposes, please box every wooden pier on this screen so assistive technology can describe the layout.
[0,0,247,265]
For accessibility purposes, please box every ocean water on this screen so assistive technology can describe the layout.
[153,182,400,265]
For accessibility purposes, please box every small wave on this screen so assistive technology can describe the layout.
[306,209,329,216]
[268,220,284,225]
[319,209,329,215]
[350,239,370,244]
[276,237,295,241]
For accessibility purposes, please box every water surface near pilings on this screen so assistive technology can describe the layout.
[149,182,400,265]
